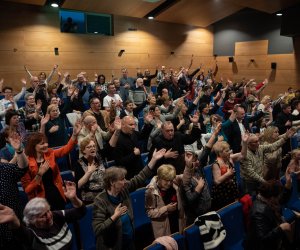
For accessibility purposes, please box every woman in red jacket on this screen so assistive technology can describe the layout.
[21,120,81,210]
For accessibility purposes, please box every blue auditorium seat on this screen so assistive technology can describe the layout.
[130,187,154,249]
[141,152,149,167]
[203,165,213,191]
[286,173,300,212]
[218,202,245,250]
[61,170,75,182]
[184,224,204,250]
[79,205,96,250]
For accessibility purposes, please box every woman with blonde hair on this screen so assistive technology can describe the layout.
[211,133,249,209]
[260,126,283,180]
[145,164,185,238]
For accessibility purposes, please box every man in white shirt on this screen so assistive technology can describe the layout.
[103,82,123,116]
[0,79,26,121]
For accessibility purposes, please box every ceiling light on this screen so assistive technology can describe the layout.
[148,16,154,20]
[276,13,282,16]
[51,2,59,7]
[94,31,98,34]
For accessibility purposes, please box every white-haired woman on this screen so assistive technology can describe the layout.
[0,181,86,250]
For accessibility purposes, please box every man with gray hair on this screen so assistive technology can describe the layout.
[240,128,296,195]
[149,114,201,174]
[128,78,147,105]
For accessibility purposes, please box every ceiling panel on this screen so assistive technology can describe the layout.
[225,0,300,14]
[4,0,45,5]
[3,0,300,27]
[62,0,165,18]
[155,0,243,27]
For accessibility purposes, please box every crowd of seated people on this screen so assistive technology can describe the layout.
[1,61,300,250]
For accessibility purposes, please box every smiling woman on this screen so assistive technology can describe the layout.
[21,121,82,210]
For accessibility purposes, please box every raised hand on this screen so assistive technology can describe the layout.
[40,114,50,126]
[152,148,166,161]
[73,119,82,137]
[36,99,42,111]
[64,72,70,78]
[286,127,296,138]
[8,133,22,151]
[114,116,122,131]
[63,181,77,200]
[189,113,199,124]
[21,78,27,86]
[242,132,250,143]
[214,123,222,135]
[0,204,20,227]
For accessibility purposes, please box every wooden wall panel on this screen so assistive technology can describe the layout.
[215,41,300,98]
[235,40,268,56]
[0,2,214,90]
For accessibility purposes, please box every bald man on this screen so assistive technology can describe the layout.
[113,115,153,179]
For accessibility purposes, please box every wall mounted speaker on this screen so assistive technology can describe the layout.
[271,62,277,69]
[54,47,59,56]
[228,56,234,63]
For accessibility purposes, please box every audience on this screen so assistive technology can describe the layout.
[1,64,300,249]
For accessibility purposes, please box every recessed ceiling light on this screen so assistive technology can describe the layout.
[51,3,59,7]
[148,16,154,20]
[276,13,282,16]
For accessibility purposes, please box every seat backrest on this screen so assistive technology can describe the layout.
[203,165,213,191]
[217,202,245,250]
[61,170,75,182]
[184,224,204,250]
[68,223,78,250]
[79,205,96,250]
[172,232,186,250]
[130,187,151,229]
[105,160,116,168]
[234,161,243,191]
[286,173,300,211]
[18,186,28,211]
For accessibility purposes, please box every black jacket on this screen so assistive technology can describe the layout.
[245,188,292,250]
[224,111,264,153]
